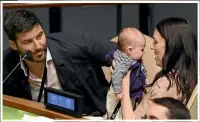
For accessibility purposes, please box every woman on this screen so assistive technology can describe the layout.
[120,17,197,119]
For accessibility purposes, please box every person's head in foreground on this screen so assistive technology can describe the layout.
[151,17,197,103]
[142,97,191,119]
[118,27,146,60]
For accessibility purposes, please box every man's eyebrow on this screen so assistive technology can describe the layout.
[22,38,32,42]
[149,115,159,119]
[37,31,43,36]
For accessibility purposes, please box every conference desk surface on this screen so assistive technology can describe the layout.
[3,95,86,120]
[3,105,40,120]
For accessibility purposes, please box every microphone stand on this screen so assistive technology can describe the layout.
[3,54,28,83]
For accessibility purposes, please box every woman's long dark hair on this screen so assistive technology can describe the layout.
[149,17,197,103]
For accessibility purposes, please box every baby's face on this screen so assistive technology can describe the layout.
[127,40,146,60]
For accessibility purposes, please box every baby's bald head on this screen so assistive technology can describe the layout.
[118,27,145,53]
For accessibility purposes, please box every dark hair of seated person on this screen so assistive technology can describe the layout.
[152,97,191,119]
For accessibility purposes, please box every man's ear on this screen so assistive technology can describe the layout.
[9,40,18,50]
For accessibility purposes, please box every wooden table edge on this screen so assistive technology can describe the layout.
[3,95,87,120]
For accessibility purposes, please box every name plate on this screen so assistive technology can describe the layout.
[44,87,84,118]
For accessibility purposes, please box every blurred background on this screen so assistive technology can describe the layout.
[2,3,198,49]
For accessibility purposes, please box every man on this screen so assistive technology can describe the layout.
[3,9,117,116]
[142,97,191,119]
[121,95,191,119]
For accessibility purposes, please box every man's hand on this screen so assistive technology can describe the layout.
[103,113,108,119]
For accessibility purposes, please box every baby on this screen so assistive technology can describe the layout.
[111,27,147,100]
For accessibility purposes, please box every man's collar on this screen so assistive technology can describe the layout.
[20,56,28,76]
[46,48,52,68]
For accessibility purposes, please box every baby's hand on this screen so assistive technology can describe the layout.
[116,92,123,100]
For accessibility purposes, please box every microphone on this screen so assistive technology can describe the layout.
[3,50,32,83]
[24,50,32,60]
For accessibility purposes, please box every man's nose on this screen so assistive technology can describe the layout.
[34,40,41,50]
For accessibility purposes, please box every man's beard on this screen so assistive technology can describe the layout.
[19,49,47,63]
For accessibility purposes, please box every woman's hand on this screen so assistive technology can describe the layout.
[122,71,131,93]
[121,71,136,120]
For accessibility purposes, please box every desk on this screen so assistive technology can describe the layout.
[3,95,86,120]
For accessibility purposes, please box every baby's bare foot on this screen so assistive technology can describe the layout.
[116,93,123,100]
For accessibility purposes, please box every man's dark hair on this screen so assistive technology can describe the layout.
[152,97,191,119]
[4,9,42,42]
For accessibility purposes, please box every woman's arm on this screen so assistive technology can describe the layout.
[134,76,178,119]
[121,71,136,120]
